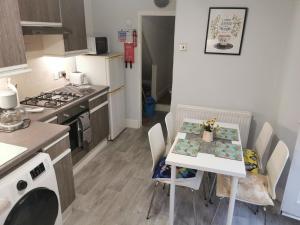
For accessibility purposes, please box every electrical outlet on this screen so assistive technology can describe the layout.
[53,72,59,80]
[58,71,66,79]
[179,43,187,51]
[53,71,66,80]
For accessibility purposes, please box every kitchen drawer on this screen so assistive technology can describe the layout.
[58,101,89,124]
[42,133,70,160]
[89,91,108,109]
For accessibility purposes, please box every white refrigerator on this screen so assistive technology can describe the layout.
[76,53,126,140]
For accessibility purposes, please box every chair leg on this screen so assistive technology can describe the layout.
[163,183,166,190]
[210,198,223,225]
[167,184,170,197]
[202,173,207,200]
[206,174,217,206]
[192,189,197,225]
[146,182,158,220]
[263,207,267,225]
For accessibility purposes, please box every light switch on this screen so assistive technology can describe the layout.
[179,43,187,51]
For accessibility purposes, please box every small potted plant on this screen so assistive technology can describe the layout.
[202,118,219,142]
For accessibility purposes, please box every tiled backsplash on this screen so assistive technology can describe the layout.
[0,36,76,101]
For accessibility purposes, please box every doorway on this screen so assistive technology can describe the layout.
[138,12,176,126]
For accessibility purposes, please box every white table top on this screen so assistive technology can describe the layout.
[166,119,246,178]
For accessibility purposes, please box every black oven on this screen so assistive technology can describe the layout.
[58,101,91,164]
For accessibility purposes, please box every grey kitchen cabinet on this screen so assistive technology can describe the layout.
[0,0,30,77]
[42,134,75,212]
[60,0,87,53]
[89,93,109,149]
[53,151,75,212]
[18,0,61,25]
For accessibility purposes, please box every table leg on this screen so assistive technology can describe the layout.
[169,165,176,225]
[226,177,238,225]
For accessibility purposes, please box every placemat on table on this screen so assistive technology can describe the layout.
[180,122,203,135]
[215,127,239,141]
[214,141,243,161]
[173,139,200,157]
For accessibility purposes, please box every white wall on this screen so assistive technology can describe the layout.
[91,0,176,124]
[276,0,300,153]
[142,16,175,99]
[171,0,295,147]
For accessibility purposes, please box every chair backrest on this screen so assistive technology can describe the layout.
[255,122,274,168]
[266,141,289,200]
[148,123,166,173]
[175,104,252,147]
[165,112,175,145]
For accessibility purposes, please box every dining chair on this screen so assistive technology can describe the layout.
[244,122,274,174]
[147,123,204,225]
[210,140,289,225]
[165,112,175,155]
[207,122,274,205]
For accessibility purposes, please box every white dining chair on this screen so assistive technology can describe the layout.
[244,122,274,173]
[211,141,289,225]
[147,123,204,225]
[207,122,274,204]
[165,112,175,155]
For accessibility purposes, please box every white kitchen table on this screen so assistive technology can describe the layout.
[166,119,246,225]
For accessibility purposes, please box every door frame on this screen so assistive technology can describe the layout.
[137,11,176,127]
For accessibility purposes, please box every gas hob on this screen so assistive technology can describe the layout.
[21,89,82,109]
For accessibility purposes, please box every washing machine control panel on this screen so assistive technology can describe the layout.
[30,163,45,180]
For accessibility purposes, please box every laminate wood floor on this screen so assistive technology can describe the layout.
[64,117,298,225]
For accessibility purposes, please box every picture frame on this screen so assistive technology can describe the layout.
[204,7,248,55]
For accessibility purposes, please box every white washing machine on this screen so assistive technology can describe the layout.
[0,153,62,225]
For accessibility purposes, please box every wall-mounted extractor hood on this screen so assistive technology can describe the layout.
[22,26,66,35]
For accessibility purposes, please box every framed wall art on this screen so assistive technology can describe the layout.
[204,7,248,55]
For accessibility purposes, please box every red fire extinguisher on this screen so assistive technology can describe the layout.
[124,42,135,69]
[124,29,137,69]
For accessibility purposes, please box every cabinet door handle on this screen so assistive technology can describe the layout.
[89,101,108,114]
[52,149,71,165]
[63,113,70,118]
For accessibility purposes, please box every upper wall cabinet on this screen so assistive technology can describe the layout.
[61,0,87,53]
[18,0,61,27]
[0,0,30,77]
[24,0,88,56]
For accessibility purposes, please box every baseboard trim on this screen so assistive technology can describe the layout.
[126,119,140,129]
[156,104,170,112]
[73,140,108,175]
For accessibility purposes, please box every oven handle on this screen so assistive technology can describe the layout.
[63,117,79,126]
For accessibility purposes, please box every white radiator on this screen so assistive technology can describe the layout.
[175,104,252,148]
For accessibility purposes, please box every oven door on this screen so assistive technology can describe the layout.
[64,118,80,151]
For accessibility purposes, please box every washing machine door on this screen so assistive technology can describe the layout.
[4,187,59,225]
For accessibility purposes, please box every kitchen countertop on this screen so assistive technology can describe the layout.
[0,84,109,178]
[25,85,109,122]
[0,121,69,178]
